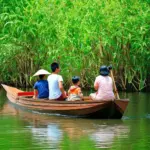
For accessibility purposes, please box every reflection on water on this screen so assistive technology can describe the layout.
[0,102,130,149]
[90,124,129,148]
[0,89,150,149]
[31,124,63,149]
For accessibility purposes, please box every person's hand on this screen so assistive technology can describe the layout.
[33,95,36,99]
[62,93,67,98]
[62,91,67,98]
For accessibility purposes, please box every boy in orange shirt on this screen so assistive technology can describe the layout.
[67,76,83,101]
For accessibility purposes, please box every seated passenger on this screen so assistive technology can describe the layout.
[90,66,115,101]
[47,62,67,100]
[33,69,50,99]
[67,76,83,101]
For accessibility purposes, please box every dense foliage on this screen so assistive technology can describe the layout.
[0,0,150,91]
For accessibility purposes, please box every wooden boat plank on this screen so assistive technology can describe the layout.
[17,101,109,110]
[2,84,129,119]
[19,97,129,104]
[14,102,110,116]
[18,99,111,107]
[114,100,129,113]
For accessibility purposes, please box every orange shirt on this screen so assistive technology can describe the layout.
[68,86,81,96]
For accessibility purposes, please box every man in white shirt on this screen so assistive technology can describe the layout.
[47,62,66,100]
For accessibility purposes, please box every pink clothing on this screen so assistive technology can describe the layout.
[90,75,115,100]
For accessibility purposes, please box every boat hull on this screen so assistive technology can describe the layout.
[2,84,129,119]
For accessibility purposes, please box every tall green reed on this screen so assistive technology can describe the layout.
[0,0,149,91]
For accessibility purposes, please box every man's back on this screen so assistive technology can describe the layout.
[47,74,63,99]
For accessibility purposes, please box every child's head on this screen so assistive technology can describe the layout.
[51,62,60,73]
[39,75,45,79]
[72,76,80,85]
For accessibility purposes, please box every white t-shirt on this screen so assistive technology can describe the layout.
[47,74,63,99]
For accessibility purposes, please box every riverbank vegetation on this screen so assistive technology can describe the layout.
[0,0,150,91]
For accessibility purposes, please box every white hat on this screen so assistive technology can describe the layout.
[33,69,51,76]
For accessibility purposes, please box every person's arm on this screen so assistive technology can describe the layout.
[68,88,70,96]
[59,81,66,97]
[94,77,99,91]
[78,88,83,98]
[33,89,38,99]
[33,82,38,99]
[58,75,66,98]
[94,83,99,90]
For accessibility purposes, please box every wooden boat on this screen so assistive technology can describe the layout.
[1,84,129,119]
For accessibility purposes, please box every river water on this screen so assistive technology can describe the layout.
[0,89,150,150]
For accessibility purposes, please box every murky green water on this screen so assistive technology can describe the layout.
[0,89,150,150]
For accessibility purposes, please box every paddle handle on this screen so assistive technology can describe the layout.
[110,70,120,100]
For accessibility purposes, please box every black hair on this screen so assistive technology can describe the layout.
[51,62,59,72]
[99,65,109,76]
[39,75,45,79]
[72,76,80,84]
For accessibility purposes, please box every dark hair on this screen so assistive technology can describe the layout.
[39,75,45,79]
[72,76,80,84]
[51,62,59,72]
[99,65,109,76]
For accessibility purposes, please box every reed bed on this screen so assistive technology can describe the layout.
[0,0,149,91]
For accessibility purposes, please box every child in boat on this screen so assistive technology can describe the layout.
[90,66,115,101]
[33,69,50,99]
[67,76,83,101]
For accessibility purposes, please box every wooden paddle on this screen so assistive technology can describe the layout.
[108,66,120,100]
